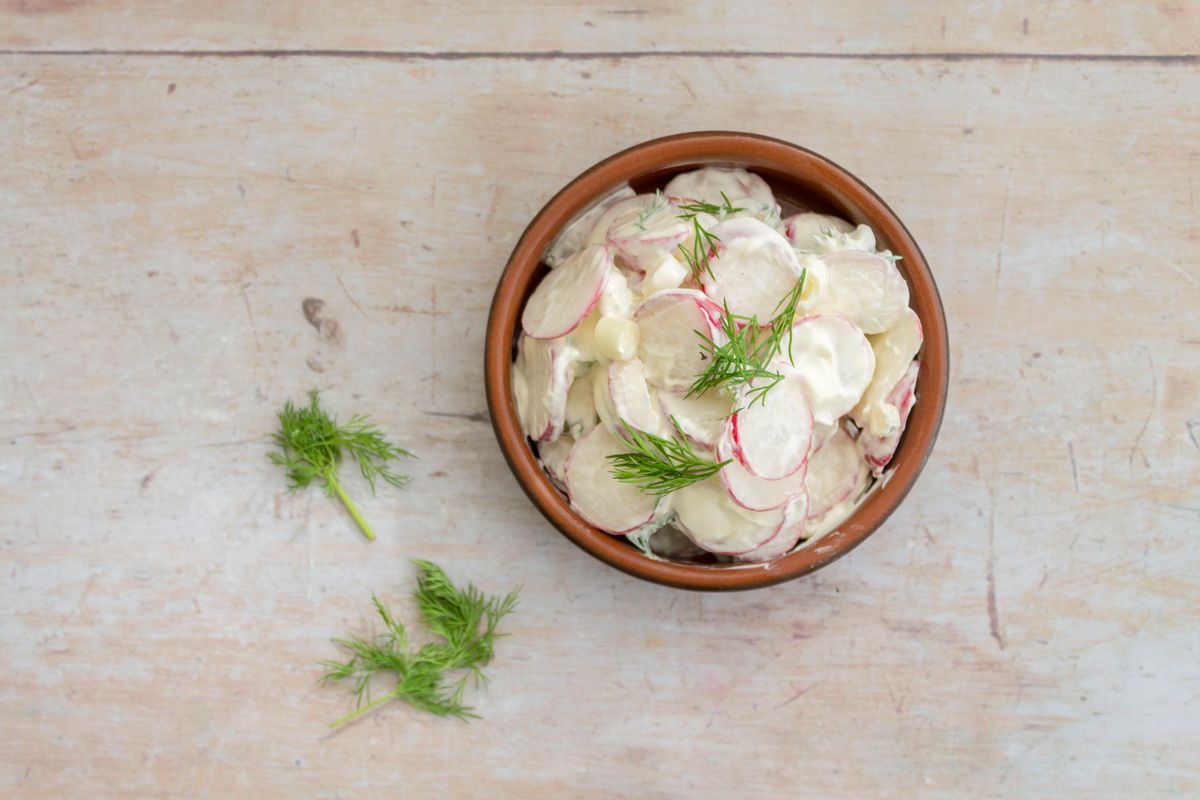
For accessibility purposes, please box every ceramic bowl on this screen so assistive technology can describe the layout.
[485,131,948,590]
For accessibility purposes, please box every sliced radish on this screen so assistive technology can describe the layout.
[810,421,839,454]
[592,359,621,439]
[812,223,877,255]
[665,167,776,208]
[811,250,909,334]
[783,212,855,251]
[781,314,875,426]
[564,366,598,438]
[717,435,806,512]
[804,455,871,542]
[700,218,803,321]
[565,426,660,534]
[511,334,572,442]
[634,289,724,391]
[537,435,574,491]
[522,245,613,339]
[851,308,923,431]
[583,194,659,250]
[671,478,786,556]
[736,490,810,562]
[805,427,864,518]
[545,184,635,267]
[606,200,689,273]
[723,373,813,480]
[658,389,732,448]
[608,359,664,435]
[858,360,919,474]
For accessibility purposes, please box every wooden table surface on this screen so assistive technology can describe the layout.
[2,3,1198,798]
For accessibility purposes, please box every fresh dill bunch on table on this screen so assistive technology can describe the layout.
[321,561,520,727]
[269,390,415,541]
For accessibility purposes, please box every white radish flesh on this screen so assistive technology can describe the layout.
[736,490,811,562]
[608,359,664,435]
[804,456,871,542]
[634,289,724,391]
[665,167,776,208]
[851,308,923,432]
[858,360,920,474]
[812,250,909,334]
[700,217,803,321]
[783,212,855,251]
[717,437,806,512]
[805,428,865,518]
[583,194,659,252]
[658,389,732,448]
[782,314,875,427]
[522,245,613,340]
[545,184,635,267]
[565,426,660,534]
[812,223,877,255]
[606,201,689,273]
[723,373,813,480]
[671,478,786,555]
[512,334,573,442]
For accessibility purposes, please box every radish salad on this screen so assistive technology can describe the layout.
[512,167,922,563]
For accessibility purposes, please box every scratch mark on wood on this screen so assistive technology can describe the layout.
[995,182,1011,287]
[1067,440,1078,491]
[774,679,825,710]
[8,77,39,95]
[1127,350,1156,468]
[1186,419,1200,450]
[167,82,175,94]
[140,470,157,492]
[430,284,439,404]
[240,286,261,351]
[330,268,366,318]
[987,506,1006,650]
[424,410,490,424]
[350,229,360,249]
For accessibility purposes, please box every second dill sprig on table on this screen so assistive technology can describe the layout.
[269,390,415,541]
[321,560,520,727]
[685,270,807,408]
[607,419,731,496]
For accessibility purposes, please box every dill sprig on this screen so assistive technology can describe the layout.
[674,192,744,280]
[321,560,520,728]
[269,390,415,541]
[685,270,807,407]
[607,419,731,496]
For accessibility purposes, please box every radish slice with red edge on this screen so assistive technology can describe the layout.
[608,359,664,435]
[736,489,810,562]
[805,427,864,518]
[511,334,572,443]
[545,184,635,267]
[717,434,806,512]
[565,426,660,534]
[700,217,803,321]
[522,244,612,340]
[722,373,813,480]
[858,360,919,474]
[607,201,689,274]
[671,478,786,556]
[665,167,776,208]
[634,289,724,391]
[658,389,732,448]
[781,314,875,426]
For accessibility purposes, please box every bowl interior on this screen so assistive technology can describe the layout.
[487,132,948,590]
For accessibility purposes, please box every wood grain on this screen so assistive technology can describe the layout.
[2,0,1199,57]
[1,31,1198,800]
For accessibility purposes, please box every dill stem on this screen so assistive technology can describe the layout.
[327,470,376,541]
[328,690,396,729]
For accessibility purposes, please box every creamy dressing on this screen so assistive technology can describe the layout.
[515,167,922,563]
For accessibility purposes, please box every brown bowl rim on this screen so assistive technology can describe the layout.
[485,131,948,591]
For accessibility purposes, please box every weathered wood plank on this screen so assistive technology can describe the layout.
[2,1,1199,57]
[0,52,1197,798]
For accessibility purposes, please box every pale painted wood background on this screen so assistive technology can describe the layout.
[2,3,1198,798]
